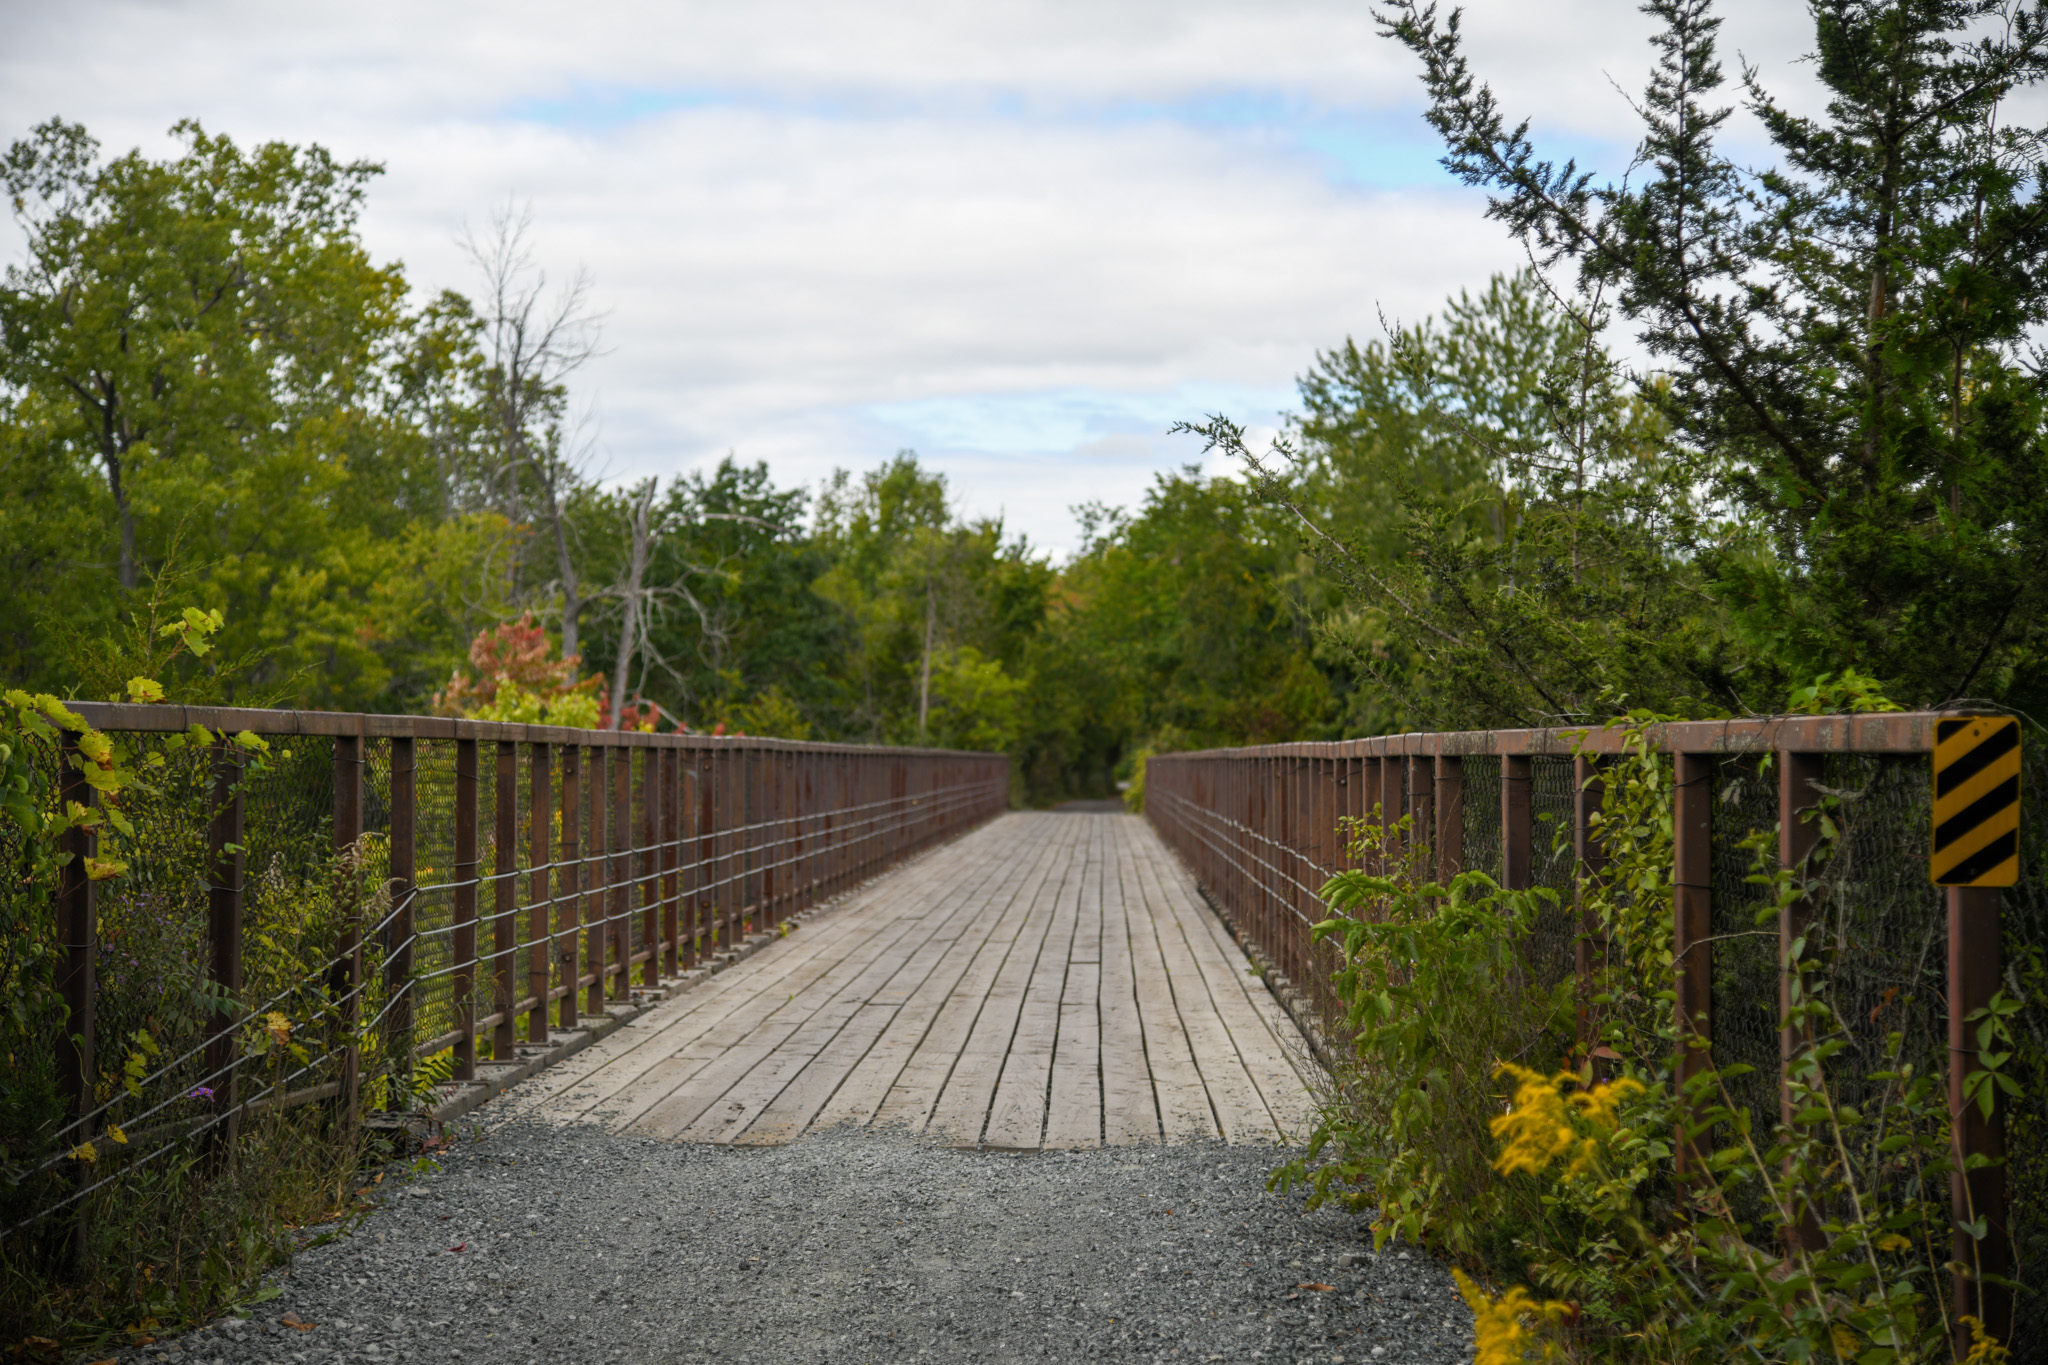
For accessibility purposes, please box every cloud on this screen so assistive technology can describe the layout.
[0,0,1822,556]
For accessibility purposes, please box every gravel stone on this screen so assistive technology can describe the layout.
[135,1120,1475,1363]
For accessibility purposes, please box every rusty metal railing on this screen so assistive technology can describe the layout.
[1144,713,2037,1342]
[21,702,1006,1241]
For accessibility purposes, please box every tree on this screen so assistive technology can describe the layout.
[1192,270,1741,730]
[812,453,1050,746]
[1382,0,2048,714]
[1,119,399,592]
[1020,470,1340,796]
[460,203,605,660]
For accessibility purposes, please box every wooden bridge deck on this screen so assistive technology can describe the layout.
[505,812,1317,1149]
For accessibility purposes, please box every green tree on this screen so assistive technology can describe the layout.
[0,118,509,709]
[1383,0,2048,714]
[813,452,1050,746]
[1020,471,1339,797]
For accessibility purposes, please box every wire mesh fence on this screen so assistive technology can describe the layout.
[0,704,1007,1260]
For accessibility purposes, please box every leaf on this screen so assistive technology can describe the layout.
[279,1313,316,1331]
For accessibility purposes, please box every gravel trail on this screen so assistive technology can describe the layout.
[146,1120,1475,1365]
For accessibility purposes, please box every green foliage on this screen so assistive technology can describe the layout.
[1187,270,1745,732]
[1283,712,2008,1360]
[0,601,407,1348]
[1018,471,1341,798]
[1271,813,1572,1263]
[1381,0,2048,717]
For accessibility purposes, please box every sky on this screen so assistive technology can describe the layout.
[0,0,1818,558]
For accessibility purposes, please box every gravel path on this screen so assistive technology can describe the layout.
[145,1120,1475,1365]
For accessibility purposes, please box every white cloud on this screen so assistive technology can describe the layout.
[1,0,1823,556]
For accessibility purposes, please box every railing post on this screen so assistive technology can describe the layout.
[612,741,631,999]
[1573,754,1606,1061]
[452,736,478,1081]
[1434,754,1463,883]
[333,729,364,1124]
[492,739,517,1060]
[1360,753,1380,871]
[55,729,97,1269]
[527,742,552,1044]
[386,737,416,1099]
[692,750,711,966]
[558,744,581,1030]
[1407,752,1433,877]
[1672,750,1713,1177]
[1380,748,1404,867]
[641,743,661,987]
[206,736,245,1162]
[1776,750,1825,1248]
[1950,883,2010,1346]
[1501,753,1532,890]
[661,746,680,978]
[585,744,609,1015]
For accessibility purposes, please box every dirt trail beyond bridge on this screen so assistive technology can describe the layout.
[500,811,1316,1150]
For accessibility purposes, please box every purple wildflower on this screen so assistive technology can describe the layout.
[187,1086,214,1100]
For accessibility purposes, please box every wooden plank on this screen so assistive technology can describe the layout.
[687,832,1024,1143]
[981,819,1085,1150]
[1132,820,1315,1141]
[740,823,1031,1142]
[1115,816,1219,1142]
[603,840,991,1134]
[612,820,1021,1135]
[899,816,1079,1144]
[523,903,879,1119]
[1042,960,1102,1149]
[827,817,1070,1132]
[1042,817,1108,1148]
[521,823,1000,1121]
[1128,836,1279,1144]
[1137,817,1321,1103]
[1097,815,1160,1145]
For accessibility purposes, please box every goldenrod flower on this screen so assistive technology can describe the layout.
[1453,1269,1567,1363]
[1490,1064,1642,1179]
[1962,1315,2012,1364]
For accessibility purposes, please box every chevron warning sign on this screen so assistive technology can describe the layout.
[1932,716,2021,887]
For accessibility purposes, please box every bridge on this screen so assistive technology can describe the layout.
[19,703,2037,1359]
[505,811,1313,1149]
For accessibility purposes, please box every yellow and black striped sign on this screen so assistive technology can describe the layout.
[1933,716,2021,887]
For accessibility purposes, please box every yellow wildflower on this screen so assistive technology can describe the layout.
[1962,1315,2012,1364]
[1490,1064,1642,1179]
[1453,1269,1568,1364]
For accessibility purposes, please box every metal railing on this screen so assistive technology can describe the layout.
[16,702,1007,1242]
[1144,713,2045,1345]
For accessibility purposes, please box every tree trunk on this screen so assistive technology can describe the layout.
[918,578,934,741]
[108,452,137,593]
[609,480,657,728]
[553,494,581,665]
